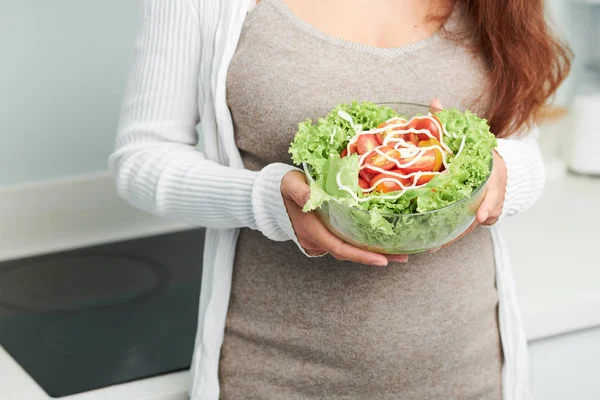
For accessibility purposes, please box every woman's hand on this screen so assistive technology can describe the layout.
[438,150,507,250]
[436,152,506,254]
[430,98,507,251]
[476,150,508,225]
[281,170,409,265]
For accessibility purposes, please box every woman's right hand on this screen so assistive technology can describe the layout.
[281,171,408,266]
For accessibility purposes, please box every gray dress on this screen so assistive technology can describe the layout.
[220,0,502,398]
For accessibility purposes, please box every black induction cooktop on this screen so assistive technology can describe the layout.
[0,229,204,398]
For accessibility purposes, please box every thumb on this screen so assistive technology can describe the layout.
[476,189,496,223]
[283,173,311,207]
[430,98,443,111]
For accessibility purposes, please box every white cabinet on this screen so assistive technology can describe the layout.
[529,327,600,400]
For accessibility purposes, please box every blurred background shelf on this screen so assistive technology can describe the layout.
[571,0,600,4]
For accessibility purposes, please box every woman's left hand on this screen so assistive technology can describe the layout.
[429,98,508,251]
[476,150,507,226]
[437,149,507,251]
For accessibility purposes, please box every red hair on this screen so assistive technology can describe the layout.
[460,0,573,137]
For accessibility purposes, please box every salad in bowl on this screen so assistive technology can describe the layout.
[288,102,497,254]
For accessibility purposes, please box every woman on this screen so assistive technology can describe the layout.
[110,0,570,398]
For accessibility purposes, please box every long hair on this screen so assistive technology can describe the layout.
[460,0,573,137]
[431,0,573,137]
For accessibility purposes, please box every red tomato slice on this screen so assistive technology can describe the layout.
[375,122,388,144]
[398,149,438,174]
[371,173,412,193]
[375,121,396,144]
[364,146,401,173]
[341,143,359,158]
[358,178,370,190]
[387,168,406,175]
[376,131,388,145]
[356,134,379,155]
[348,142,358,154]
[405,132,419,145]
[359,168,374,183]
[376,123,416,146]
[409,117,441,141]
[384,132,418,147]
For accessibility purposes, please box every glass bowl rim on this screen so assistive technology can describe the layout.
[375,101,443,114]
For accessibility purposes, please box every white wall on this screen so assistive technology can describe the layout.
[545,0,596,106]
[0,0,587,186]
[0,1,141,185]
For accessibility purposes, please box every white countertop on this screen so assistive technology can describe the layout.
[499,171,600,342]
[0,346,189,400]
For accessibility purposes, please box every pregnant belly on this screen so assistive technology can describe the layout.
[220,228,502,399]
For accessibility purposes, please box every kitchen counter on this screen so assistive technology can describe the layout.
[499,172,600,341]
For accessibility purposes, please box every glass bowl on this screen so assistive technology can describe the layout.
[303,102,491,254]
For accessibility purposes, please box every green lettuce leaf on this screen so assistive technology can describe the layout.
[303,153,361,212]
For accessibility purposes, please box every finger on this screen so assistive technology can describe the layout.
[481,209,502,226]
[306,249,328,257]
[328,239,389,266]
[303,214,389,266]
[386,254,409,263]
[429,98,443,112]
[477,188,503,224]
[284,171,311,207]
[482,216,499,226]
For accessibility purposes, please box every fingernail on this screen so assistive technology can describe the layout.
[429,246,442,253]
[303,193,311,206]
[375,260,388,267]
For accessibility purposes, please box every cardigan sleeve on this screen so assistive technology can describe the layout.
[109,0,299,242]
[495,125,546,220]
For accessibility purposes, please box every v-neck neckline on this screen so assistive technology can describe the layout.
[262,0,459,59]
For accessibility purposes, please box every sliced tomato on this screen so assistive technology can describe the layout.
[371,173,412,193]
[417,139,443,171]
[375,122,388,144]
[382,132,418,147]
[364,146,400,173]
[375,121,400,144]
[377,124,415,146]
[387,167,406,176]
[358,178,370,190]
[356,134,379,155]
[359,168,374,183]
[405,132,419,145]
[348,142,358,154]
[340,148,348,158]
[376,121,396,144]
[398,149,439,174]
[409,116,441,141]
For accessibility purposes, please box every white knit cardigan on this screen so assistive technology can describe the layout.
[109,1,543,399]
